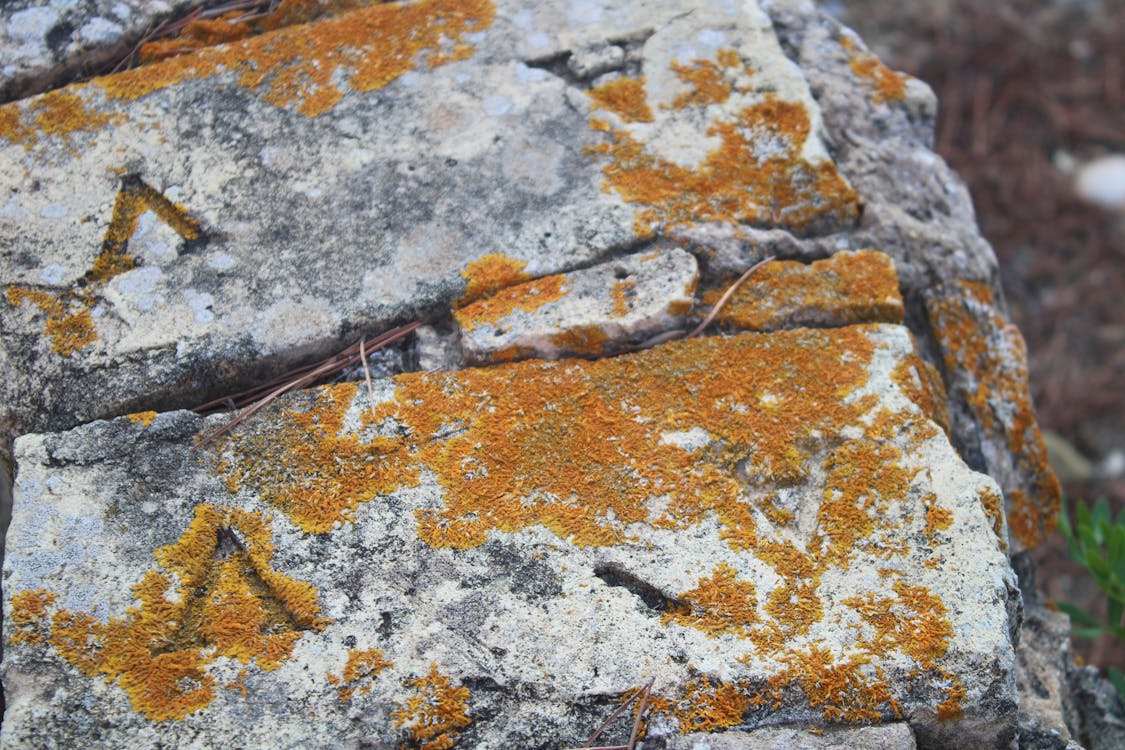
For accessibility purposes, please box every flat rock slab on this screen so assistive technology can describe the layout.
[3,324,1017,748]
[0,0,856,442]
[706,250,904,331]
[454,246,698,363]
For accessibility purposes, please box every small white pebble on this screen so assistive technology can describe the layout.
[1074,154,1125,213]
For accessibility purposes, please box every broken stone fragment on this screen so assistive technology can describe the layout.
[3,324,1017,748]
[454,246,698,363]
[667,722,917,750]
[924,281,1061,553]
[705,250,904,331]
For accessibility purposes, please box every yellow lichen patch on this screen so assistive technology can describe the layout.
[8,589,57,646]
[977,487,1006,550]
[452,273,567,331]
[819,440,916,566]
[96,0,495,118]
[548,324,611,358]
[844,580,953,669]
[97,175,202,281]
[0,89,123,148]
[215,383,418,533]
[776,647,894,723]
[839,37,907,104]
[936,672,966,721]
[5,286,98,356]
[329,648,394,703]
[891,352,951,435]
[9,505,328,721]
[674,677,749,733]
[126,411,159,427]
[5,176,203,358]
[588,77,653,123]
[611,278,635,317]
[926,281,1061,549]
[922,493,953,542]
[216,327,882,545]
[457,252,531,306]
[702,251,904,332]
[587,48,859,235]
[392,663,471,750]
[589,93,858,234]
[664,563,758,636]
[668,48,752,110]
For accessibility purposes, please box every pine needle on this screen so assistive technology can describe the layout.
[687,256,774,338]
[191,322,419,451]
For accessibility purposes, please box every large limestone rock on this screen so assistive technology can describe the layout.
[0,0,1071,747]
[5,314,1017,748]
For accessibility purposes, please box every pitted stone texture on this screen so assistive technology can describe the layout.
[673,0,1061,555]
[455,247,698,363]
[706,250,903,331]
[667,723,917,749]
[0,1,199,102]
[4,325,1016,748]
[0,0,857,446]
[924,281,1061,554]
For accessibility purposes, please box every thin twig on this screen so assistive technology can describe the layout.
[567,682,651,750]
[687,256,774,338]
[360,336,377,418]
[625,679,654,749]
[191,322,419,451]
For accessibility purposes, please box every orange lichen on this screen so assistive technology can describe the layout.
[215,327,887,544]
[778,647,894,723]
[5,287,98,356]
[0,89,123,148]
[936,672,966,721]
[94,0,494,118]
[5,175,202,358]
[457,252,531,306]
[209,313,966,726]
[392,663,471,750]
[452,273,567,331]
[840,37,907,104]
[588,77,653,123]
[587,51,859,235]
[611,278,635,317]
[329,648,394,702]
[926,281,1061,549]
[668,48,752,109]
[126,411,159,427]
[977,487,1006,550]
[548,325,611,357]
[665,563,758,636]
[589,94,858,234]
[8,589,57,646]
[97,175,201,281]
[675,677,749,733]
[922,493,954,541]
[702,251,904,332]
[10,505,328,721]
[844,580,953,669]
[891,352,950,434]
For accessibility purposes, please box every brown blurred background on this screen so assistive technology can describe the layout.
[831,0,1125,672]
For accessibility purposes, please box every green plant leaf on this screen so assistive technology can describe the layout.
[1055,601,1103,630]
[1109,598,1124,632]
[1109,668,1125,702]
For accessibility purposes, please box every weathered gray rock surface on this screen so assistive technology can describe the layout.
[0,0,1083,747]
[0,0,199,102]
[5,319,1017,748]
